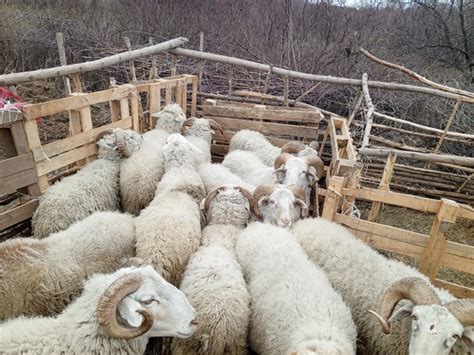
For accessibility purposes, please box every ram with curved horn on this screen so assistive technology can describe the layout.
[281,140,320,157]
[0,265,197,353]
[181,117,221,163]
[33,128,142,238]
[291,217,474,355]
[253,184,308,228]
[174,184,253,354]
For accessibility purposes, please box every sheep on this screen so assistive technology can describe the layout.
[0,211,136,320]
[253,184,308,227]
[173,185,256,354]
[32,128,142,238]
[228,129,280,166]
[274,142,325,206]
[182,117,223,164]
[198,163,254,193]
[0,265,198,354]
[280,140,320,158]
[236,221,357,355]
[120,103,186,215]
[134,133,206,286]
[222,150,275,186]
[291,218,473,355]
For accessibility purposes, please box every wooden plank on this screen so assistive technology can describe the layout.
[165,82,172,105]
[0,153,36,178]
[36,143,96,177]
[130,92,140,132]
[322,176,344,220]
[458,205,474,220]
[22,119,48,191]
[175,80,184,113]
[55,32,71,95]
[0,128,17,157]
[368,152,397,221]
[191,76,197,117]
[71,73,82,93]
[342,186,440,213]
[0,168,38,195]
[109,100,121,122]
[120,98,129,119]
[0,199,39,231]
[420,199,459,281]
[203,104,321,123]
[23,85,132,118]
[211,144,229,155]
[32,118,131,162]
[206,116,318,140]
[434,279,474,299]
[328,118,339,168]
[80,106,93,131]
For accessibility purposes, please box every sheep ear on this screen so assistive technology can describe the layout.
[295,199,309,217]
[306,167,317,186]
[462,328,474,353]
[388,303,414,325]
[118,297,144,328]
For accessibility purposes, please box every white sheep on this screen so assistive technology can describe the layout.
[236,222,357,355]
[253,184,308,227]
[0,265,198,354]
[134,134,206,286]
[182,117,223,164]
[198,163,254,193]
[32,128,142,238]
[228,129,280,166]
[222,150,275,186]
[173,185,255,354]
[291,218,473,355]
[120,103,186,215]
[0,211,136,320]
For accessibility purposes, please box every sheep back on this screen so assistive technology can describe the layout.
[229,130,280,167]
[32,159,120,238]
[222,150,274,186]
[198,163,254,193]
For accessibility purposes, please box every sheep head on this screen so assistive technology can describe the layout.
[181,117,223,144]
[274,152,325,191]
[154,103,186,132]
[200,184,257,227]
[95,128,143,160]
[253,184,308,228]
[369,277,474,354]
[97,265,197,340]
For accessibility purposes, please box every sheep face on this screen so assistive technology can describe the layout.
[406,305,467,355]
[254,185,308,228]
[115,266,198,339]
[275,157,317,190]
[97,128,143,160]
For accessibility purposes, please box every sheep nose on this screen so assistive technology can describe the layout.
[190,319,198,326]
[280,217,291,226]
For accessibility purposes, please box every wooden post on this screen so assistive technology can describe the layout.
[130,90,140,132]
[420,198,459,281]
[321,176,344,221]
[170,54,177,76]
[347,91,363,127]
[148,37,157,80]
[262,66,272,96]
[71,74,82,93]
[23,119,49,192]
[361,73,374,149]
[109,100,121,122]
[457,172,473,193]
[368,152,397,221]
[198,31,204,91]
[55,32,71,95]
[228,65,234,96]
[148,83,161,129]
[191,76,198,117]
[341,162,362,216]
[123,37,137,82]
[284,75,289,107]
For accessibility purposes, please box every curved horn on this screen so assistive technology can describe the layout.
[253,185,277,219]
[180,118,196,134]
[97,273,154,339]
[274,153,293,170]
[200,186,227,212]
[95,129,115,144]
[207,119,224,135]
[309,141,320,152]
[444,299,474,327]
[115,130,131,158]
[236,186,259,217]
[372,277,441,334]
[304,155,325,180]
[281,141,306,155]
[287,185,308,217]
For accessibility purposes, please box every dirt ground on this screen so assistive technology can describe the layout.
[369,204,474,288]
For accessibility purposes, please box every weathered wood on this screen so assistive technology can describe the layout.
[109,100,121,122]
[433,279,474,299]
[170,47,474,102]
[0,38,188,85]
[0,153,35,178]
[123,37,137,82]
[420,199,459,281]
[55,32,71,95]
[228,65,234,96]
[0,199,38,231]
[198,32,204,91]
[359,148,474,167]
[361,73,374,149]
[284,75,289,107]
[359,47,474,99]
[0,168,38,196]
[148,37,158,80]
[170,54,177,76]
[457,173,473,193]
[296,83,321,102]
[347,91,363,127]
[191,76,198,117]
[321,176,344,220]
[372,112,474,140]
[129,91,140,132]
[368,152,397,221]
[432,100,462,155]
[71,74,82,93]
[370,135,431,153]
[165,82,172,105]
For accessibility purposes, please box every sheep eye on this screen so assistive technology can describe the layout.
[140,299,155,305]
[411,315,418,321]
[453,334,461,340]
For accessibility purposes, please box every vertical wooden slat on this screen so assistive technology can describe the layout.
[347,91,363,127]
[79,106,93,131]
[55,32,71,95]
[23,119,49,192]
[130,91,140,132]
[420,199,459,281]
[120,98,130,118]
[368,152,397,221]
[175,81,184,112]
[148,37,157,80]
[165,82,172,105]
[71,74,82,93]
[284,75,289,107]
[109,100,121,122]
[123,37,137,82]
[191,76,198,117]
[228,66,234,96]
[321,176,344,221]
[198,31,204,91]
[170,54,177,76]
